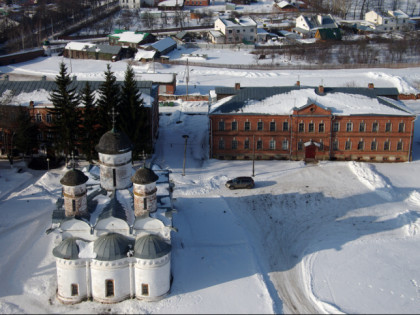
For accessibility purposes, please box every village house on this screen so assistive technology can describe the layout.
[293,14,339,38]
[108,30,156,49]
[364,9,415,32]
[0,78,159,158]
[141,37,178,58]
[213,16,257,44]
[209,83,416,163]
[184,0,209,6]
[273,0,299,12]
[63,42,123,62]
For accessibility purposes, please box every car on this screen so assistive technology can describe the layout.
[225,176,254,190]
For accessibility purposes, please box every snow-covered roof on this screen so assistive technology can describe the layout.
[277,0,295,8]
[65,42,95,51]
[134,72,175,84]
[158,0,184,6]
[135,49,156,60]
[219,17,257,27]
[150,37,177,53]
[210,87,412,116]
[0,80,155,107]
[110,31,149,44]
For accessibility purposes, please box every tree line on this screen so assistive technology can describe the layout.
[49,62,150,164]
[5,62,150,166]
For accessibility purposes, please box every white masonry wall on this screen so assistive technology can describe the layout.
[98,151,133,190]
[63,183,88,217]
[134,254,171,301]
[56,258,88,304]
[133,182,158,216]
[90,258,131,303]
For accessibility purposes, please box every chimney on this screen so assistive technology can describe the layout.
[368,83,374,89]
[41,75,46,81]
[318,85,324,94]
[4,74,8,81]
[72,75,77,81]
[296,80,300,87]
[235,83,240,90]
[29,100,34,108]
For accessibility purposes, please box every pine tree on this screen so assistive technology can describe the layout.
[48,62,80,162]
[14,106,38,157]
[79,81,99,163]
[118,64,147,159]
[97,64,120,135]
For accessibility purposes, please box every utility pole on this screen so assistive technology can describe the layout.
[182,134,189,176]
[185,59,189,101]
[252,134,255,177]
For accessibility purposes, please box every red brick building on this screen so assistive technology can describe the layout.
[209,84,416,162]
[0,79,160,157]
[184,0,209,5]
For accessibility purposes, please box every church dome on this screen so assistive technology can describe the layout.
[95,129,132,155]
[131,167,159,185]
[53,237,82,260]
[93,233,132,261]
[134,234,171,259]
[60,169,89,186]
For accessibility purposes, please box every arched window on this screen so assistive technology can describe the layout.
[106,279,114,297]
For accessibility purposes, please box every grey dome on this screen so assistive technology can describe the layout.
[134,234,171,259]
[131,167,159,185]
[95,129,132,155]
[53,237,83,260]
[60,169,89,186]
[93,233,132,261]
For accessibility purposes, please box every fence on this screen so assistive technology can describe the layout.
[164,59,420,70]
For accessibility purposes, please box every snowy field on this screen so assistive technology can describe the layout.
[0,56,420,313]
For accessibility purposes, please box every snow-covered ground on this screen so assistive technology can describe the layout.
[1,56,420,313]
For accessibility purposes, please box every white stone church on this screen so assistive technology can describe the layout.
[48,127,176,304]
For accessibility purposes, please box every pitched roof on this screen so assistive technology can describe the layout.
[97,195,128,222]
[211,86,410,116]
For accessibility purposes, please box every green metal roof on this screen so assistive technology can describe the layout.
[134,234,171,259]
[53,237,85,260]
[93,233,133,261]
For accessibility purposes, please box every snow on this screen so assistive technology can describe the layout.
[210,88,414,116]
[1,52,420,314]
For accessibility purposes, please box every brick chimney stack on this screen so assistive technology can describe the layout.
[368,83,374,89]
[318,85,324,94]
[296,81,300,87]
[235,83,240,90]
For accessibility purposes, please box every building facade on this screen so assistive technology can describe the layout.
[214,17,257,44]
[209,84,416,163]
[365,10,415,32]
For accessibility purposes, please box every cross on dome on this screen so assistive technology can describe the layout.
[108,107,119,131]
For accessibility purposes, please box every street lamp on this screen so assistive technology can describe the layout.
[182,135,189,176]
[46,158,50,172]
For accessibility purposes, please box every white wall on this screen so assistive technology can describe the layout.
[56,259,88,304]
[91,259,131,303]
[98,152,133,190]
[135,254,171,300]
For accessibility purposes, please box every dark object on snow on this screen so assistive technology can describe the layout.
[225,176,254,190]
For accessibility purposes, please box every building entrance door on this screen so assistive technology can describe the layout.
[304,141,318,163]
